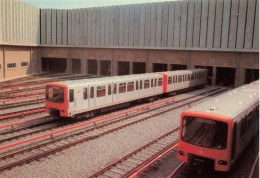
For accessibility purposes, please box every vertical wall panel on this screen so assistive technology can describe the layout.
[10,0,13,43]
[253,0,259,49]
[6,0,11,42]
[37,8,40,44]
[236,0,247,48]
[105,7,110,46]
[71,10,76,45]
[87,8,92,46]
[100,7,105,46]
[119,6,124,46]
[96,8,101,46]
[109,7,115,46]
[75,9,80,45]
[139,4,145,46]
[200,0,209,48]
[206,0,216,48]
[193,0,201,47]
[0,0,2,42]
[221,0,231,48]
[134,4,140,46]
[129,5,135,46]
[180,0,188,47]
[67,10,72,45]
[29,5,32,43]
[123,5,129,46]
[156,3,162,47]
[18,1,21,43]
[144,4,151,46]
[167,2,174,47]
[13,0,17,43]
[114,6,120,46]
[3,0,7,42]
[57,9,62,45]
[91,8,96,46]
[161,2,169,47]
[41,9,46,44]
[62,9,68,45]
[150,3,157,47]
[46,9,52,44]
[51,9,57,45]
[174,1,181,47]
[213,0,223,48]
[186,0,195,47]
[79,9,84,46]
[228,0,239,48]
[244,0,256,48]
[83,9,88,45]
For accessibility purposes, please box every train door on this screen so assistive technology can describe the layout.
[68,88,76,112]
[112,83,117,103]
[89,86,96,108]
[82,87,89,109]
[75,88,83,110]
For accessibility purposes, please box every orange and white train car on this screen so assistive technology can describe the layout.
[178,81,259,171]
[45,69,207,118]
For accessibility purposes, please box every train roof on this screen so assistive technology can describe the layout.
[186,82,259,121]
[49,69,206,88]
[158,68,207,75]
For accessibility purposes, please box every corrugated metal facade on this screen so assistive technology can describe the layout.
[39,0,259,51]
[0,0,258,51]
[0,0,40,45]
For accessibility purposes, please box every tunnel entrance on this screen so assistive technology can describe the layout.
[88,59,98,75]
[195,65,213,85]
[216,67,236,87]
[170,64,187,71]
[245,68,259,84]
[133,62,146,74]
[118,61,130,76]
[153,63,167,72]
[42,58,67,73]
[100,60,111,76]
[72,59,81,73]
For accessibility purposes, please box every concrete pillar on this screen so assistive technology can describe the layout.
[67,48,70,73]
[130,61,133,74]
[212,66,216,87]
[38,47,42,73]
[97,59,100,76]
[82,59,87,74]
[167,63,170,71]
[235,53,240,87]
[3,45,5,79]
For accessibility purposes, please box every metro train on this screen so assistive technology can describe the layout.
[178,80,259,172]
[45,69,207,118]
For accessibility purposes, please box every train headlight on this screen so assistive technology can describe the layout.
[178,150,185,156]
[218,160,228,165]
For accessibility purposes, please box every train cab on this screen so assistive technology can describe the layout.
[45,83,68,117]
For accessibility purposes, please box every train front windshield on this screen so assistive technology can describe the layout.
[46,85,64,103]
[181,117,228,149]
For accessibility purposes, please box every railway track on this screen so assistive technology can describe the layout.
[0,87,227,173]
[0,98,45,110]
[90,128,180,177]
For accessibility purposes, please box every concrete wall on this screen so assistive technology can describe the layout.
[0,46,3,79]
[0,0,40,45]
[40,0,259,52]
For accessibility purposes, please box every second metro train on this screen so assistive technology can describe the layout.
[45,69,207,118]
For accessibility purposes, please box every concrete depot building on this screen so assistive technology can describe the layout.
[0,0,259,87]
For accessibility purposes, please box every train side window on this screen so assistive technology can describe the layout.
[97,86,106,97]
[140,80,143,89]
[187,74,191,81]
[178,75,182,83]
[108,84,111,95]
[158,78,163,86]
[83,87,88,100]
[90,87,94,98]
[69,89,74,102]
[168,77,172,84]
[144,80,150,89]
[136,81,139,90]
[191,74,194,80]
[247,111,253,130]
[127,82,134,92]
[119,83,126,93]
[240,116,247,136]
[151,79,153,87]
[155,78,157,87]
[113,83,117,94]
